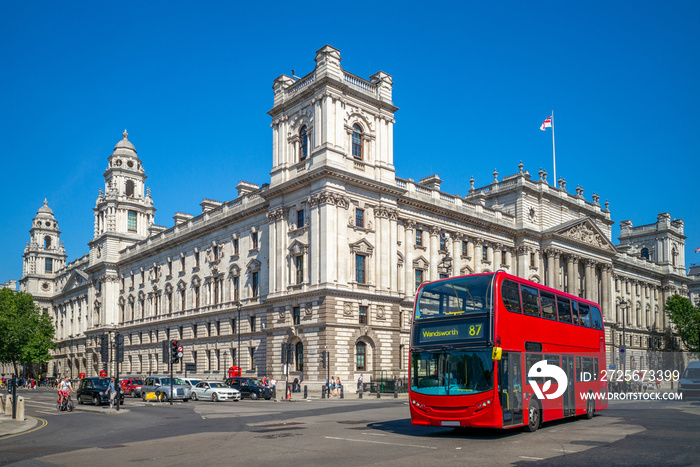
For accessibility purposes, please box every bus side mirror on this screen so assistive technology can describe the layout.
[492,347,502,360]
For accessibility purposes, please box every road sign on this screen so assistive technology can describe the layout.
[619,345,626,354]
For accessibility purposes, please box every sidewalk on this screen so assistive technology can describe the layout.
[278,388,408,402]
[0,413,38,438]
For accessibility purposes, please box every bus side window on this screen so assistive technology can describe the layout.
[578,303,591,327]
[521,285,540,317]
[556,295,573,324]
[526,353,545,384]
[571,301,580,325]
[593,357,599,381]
[501,280,522,313]
[590,306,603,329]
[540,291,557,320]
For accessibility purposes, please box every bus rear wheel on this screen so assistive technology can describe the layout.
[585,399,595,419]
[524,400,541,432]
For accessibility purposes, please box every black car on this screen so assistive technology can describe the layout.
[76,377,124,406]
[224,377,272,400]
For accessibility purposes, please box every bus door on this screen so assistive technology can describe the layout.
[498,352,523,427]
[562,355,575,417]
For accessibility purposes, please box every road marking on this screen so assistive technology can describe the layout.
[324,436,437,449]
[520,456,545,461]
[0,417,47,440]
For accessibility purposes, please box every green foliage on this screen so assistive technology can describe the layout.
[665,294,700,352]
[0,288,56,370]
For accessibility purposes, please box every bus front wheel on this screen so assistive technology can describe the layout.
[524,399,541,432]
[585,399,595,419]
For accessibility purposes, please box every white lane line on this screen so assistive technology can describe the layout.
[520,456,545,461]
[324,436,437,450]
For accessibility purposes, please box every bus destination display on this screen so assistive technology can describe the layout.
[414,319,486,346]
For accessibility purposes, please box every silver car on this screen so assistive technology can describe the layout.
[190,381,241,402]
[141,376,192,402]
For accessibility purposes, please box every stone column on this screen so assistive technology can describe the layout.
[600,264,611,323]
[494,245,503,271]
[452,233,463,276]
[546,251,555,288]
[429,226,440,281]
[516,246,528,278]
[404,220,415,295]
[584,260,595,301]
[504,248,512,271]
[553,251,561,290]
[566,256,575,294]
[467,238,475,272]
[308,194,321,285]
[398,221,406,295]
[640,284,648,329]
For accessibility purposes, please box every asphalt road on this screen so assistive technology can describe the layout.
[1,389,698,466]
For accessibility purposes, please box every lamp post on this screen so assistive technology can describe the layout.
[620,300,628,390]
[235,301,242,369]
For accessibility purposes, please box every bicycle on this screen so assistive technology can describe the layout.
[56,392,74,412]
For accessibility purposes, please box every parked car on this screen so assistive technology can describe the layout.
[120,378,144,398]
[678,361,700,399]
[224,377,272,400]
[76,377,124,406]
[140,376,191,402]
[180,378,201,389]
[190,381,241,402]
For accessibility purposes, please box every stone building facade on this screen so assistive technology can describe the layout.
[17,45,690,385]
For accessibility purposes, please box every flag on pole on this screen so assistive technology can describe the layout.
[540,115,552,131]
[695,246,700,253]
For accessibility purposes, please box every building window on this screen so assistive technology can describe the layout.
[299,126,308,161]
[641,248,650,260]
[439,234,447,251]
[127,211,137,232]
[356,342,366,371]
[233,239,239,255]
[355,254,366,284]
[250,316,256,332]
[416,229,423,247]
[193,324,198,339]
[215,320,220,336]
[252,232,259,250]
[125,180,135,197]
[44,257,53,273]
[194,251,200,268]
[359,306,367,324]
[293,306,300,325]
[355,208,364,228]
[462,241,468,256]
[167,261,172,276]
[482,246,488,262]
[415,269,424,291]
[252,272,259,297]
[44,236,51,249]
[440,274,448,280]
[194,286,200,308]
[295,342,304,371]
[351,124,363,160]
[167,292,173,313]
[249,347,256,369]
[233,276,240,301]
[530,252,536,267]
[297,209,305,229]
[295,256,304,285]
[180,256,185,271]
[179,289,185,311]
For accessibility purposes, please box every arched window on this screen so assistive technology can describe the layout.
[356,341,366,371]
[125,180,135,197]
[352,124,363,160]
[640,248,649,260]
[44,236,51,249]
[299,126,308,161]
[295,342,303,371]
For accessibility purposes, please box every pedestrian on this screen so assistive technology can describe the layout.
[329,376,335,396]
[107,377,117,409]
[336,377,341,396]
[357,373,364,392]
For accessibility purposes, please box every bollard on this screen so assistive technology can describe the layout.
[394,385,398,398]
[340,385,344,399]
[304,385,308,399]
[0,394,4,413]
[322,385,326,399]
[4,395,11,416]
[377,386,381,398]
[17,396,25,421]
[12,381,17,419]
[359,385,363,399]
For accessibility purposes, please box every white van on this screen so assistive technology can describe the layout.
[678,361,700,399]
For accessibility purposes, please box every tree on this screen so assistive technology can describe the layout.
[665,294,700,352]
[0,288,56,375]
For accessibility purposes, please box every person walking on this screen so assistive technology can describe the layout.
[107,377,117,409]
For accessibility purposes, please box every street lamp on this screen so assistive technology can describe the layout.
[619,299,628,389]
[235,301,242,369]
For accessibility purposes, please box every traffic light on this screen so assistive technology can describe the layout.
[321,350,327,369]
[116,333,124,363]
[281,343,288,364]
[162,340,170,364]
[100,333,109,362]
[171,340,182,364]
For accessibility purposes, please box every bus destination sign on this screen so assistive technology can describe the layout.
[414,319,486,346]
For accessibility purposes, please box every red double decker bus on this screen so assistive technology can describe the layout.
[409,271,607,432]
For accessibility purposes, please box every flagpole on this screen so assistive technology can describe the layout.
[551,109,556,186]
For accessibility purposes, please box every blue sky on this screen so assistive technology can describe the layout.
[1,1,698,284]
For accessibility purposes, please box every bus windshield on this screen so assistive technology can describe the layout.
[415,274,493,319]
[410,349,494,396]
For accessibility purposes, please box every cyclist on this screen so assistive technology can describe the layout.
[58,376,74,408]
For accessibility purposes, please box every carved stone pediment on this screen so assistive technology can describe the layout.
[553,219,616,252]
[349,238,374,255]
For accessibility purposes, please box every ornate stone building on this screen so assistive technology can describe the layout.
[17,45,690,385]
